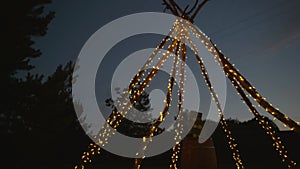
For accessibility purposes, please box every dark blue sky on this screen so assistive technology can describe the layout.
[32,0,300,129]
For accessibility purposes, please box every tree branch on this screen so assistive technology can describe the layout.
[162,0,209,22]
[169,0,183,15]
[190,0,209,22]
[162,0,178,16]
[186,0,199,15]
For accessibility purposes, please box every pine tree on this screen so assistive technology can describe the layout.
[1,0,55,132]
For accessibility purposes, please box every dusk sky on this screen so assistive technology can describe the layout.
[32,0,300,130]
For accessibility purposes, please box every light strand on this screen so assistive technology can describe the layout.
[74,21,183,169]
[136,39,181,161]
[170,27,188,168]
[227,73,296,168]
[133,22,183,168]
[188,22,297,168]
[184,26,244,168]
[187,22,300,134]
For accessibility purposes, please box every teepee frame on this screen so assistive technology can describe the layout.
[75,1,300,169]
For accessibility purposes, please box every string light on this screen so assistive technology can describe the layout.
[74,13,300,169]
[226,73,296,168]
[170,37,186,169]
[75,21,181,169]
[134,158,142,169]
[187,22,298,168]
[188,22,300,134]
[135,22,183,162]
[183,24,244,168]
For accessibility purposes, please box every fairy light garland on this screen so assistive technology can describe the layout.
[134,158,143,169]
[74,10,300,168]
[132,22,189,168]
[193,54,244,168]
[170,24,189,169]
[188,21,300,134]
[175,27,187,146]
[170,143,181,169]
[129,28,174,94]
[108,33,179,133]
[134,21,187,169]
[188,22,298,168]
[134,58,178,168]
[133,21,185,168]
[75,21,180,169]
[170,42,187,169]
[183,25,244,168]
[78,22,179,168]
[227,73,296,168]
[221,56,300,134]
[131,39,179,106]
[135,40,181,159]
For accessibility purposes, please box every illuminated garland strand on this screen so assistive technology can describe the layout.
[76,19,215,169]
[226,73,297,168]
[134,22,187,169]
[106,30,178,134]
[135,50,180,169]
[184,27,244,168]
[170,143,181,169]
[130,39,178,105]
[80,27,178,168]
[174,30,187,145]
[193,55,244,168]
[188,22,298,168]
[219,53,300,134]
[170,25,187,169]
[78,42,177,168]
[135,39,181,163]
[108,27,178,131]
[134,158,143,169]
[132,22,184,168]
[187,21,300,134]
[129,25,185,168]
[207,37,297,167]
[133,42,180,169]
[76,100,134,168]
[74,15,300,169]
[133,20,188,169]
[75,89,142,168]
[75,109,126,168]
[74,23,179,169]
[129,20,181,102]
[129,25,175,94]
[134,58,178,168]
[170,42,187,169]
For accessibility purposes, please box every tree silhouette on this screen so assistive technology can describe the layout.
[0,1,89,169]
[1,0,55,134]
[105,87,164,138]
[2,1,54,77]
[212,117,286,169]
[129,83,151,112]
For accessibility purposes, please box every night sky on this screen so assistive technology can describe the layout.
[32,0,300,130]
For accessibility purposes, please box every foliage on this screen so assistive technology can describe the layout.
[105,87,164,138]
[0,2,88,169]
[1,0,55,131]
